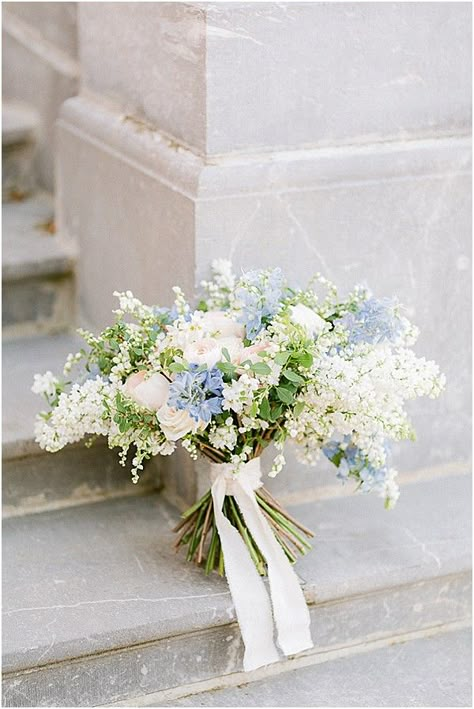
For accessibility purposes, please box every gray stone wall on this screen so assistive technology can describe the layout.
[2,1,80,190]
[56,2,471,500]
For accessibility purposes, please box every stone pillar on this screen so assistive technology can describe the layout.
[57,2,471,506]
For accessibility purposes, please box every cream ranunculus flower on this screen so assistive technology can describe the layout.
[124,371,170,410]
[183,337,223,368]
[200,310,245,339]
[156,405,200,441]
[290,304,326,337]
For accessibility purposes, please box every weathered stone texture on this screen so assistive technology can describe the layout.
[2,2,79,190]
[57,103,196,331]
[2,476,471,706]
[79,2,471,153]
[79,2,207,151]
[158,628,472,707]
[2,193,76,337]
[204,2,471,152]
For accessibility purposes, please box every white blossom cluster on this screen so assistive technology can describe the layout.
[200,259,236,310]
[34,377,112,452]
[209,418,238,451]
[32,371,60,400]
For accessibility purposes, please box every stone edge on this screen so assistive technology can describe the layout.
[58,96,472,202]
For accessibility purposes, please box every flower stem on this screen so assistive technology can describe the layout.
[174,485,313,575]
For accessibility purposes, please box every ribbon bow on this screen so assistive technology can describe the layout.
[210,459,313,671]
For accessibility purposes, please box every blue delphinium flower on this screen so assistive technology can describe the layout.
[323,436,389,491]
[235,268,284,340]
[152,306,191,324]
[168,365,224,424]
[341,296,405,345]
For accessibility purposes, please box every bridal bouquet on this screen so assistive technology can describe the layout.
[33,260,444,670]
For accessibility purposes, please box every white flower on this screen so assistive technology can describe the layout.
[124,371,170,411]
[290,304,326,337]
[199,310,245,339]
[222,374,260,414]
[183,338,223,368]
[268,453,286,478]
[32,371,59,399]
[157,406,200,441]
[209,418,238,450]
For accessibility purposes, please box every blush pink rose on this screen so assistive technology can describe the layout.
[124,371,170,411]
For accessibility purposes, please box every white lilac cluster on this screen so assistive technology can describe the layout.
[33,259,445,508]
[32,371,60,401]
[34,377,111,452]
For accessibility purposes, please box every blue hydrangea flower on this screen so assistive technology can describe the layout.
[235,268,284,340]
[168,365,224,424]
[341,297,405,345]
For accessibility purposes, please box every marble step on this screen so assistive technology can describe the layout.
[2,99,39,201]
[2,193,76,337]
[2,474,470,707]
[148,627,472,707]
[2,333,158,517]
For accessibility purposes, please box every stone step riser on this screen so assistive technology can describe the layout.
[2,100,40,202]
[2,572,470,707]
[2,141,37,203]
[3,445,160,518]
[2,193,77,339]
[2,272,75,339]
[130,626,472,707]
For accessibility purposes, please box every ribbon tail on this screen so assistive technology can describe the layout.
[211,477,280,671]
[234,484,313,658]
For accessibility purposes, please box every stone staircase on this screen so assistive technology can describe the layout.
[2,100,472,708]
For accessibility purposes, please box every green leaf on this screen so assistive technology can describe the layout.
[276,387,294,405]
[217,361,237,376]
[330,450,344,467]
[297,351,313,368]
[293,400,305,417]
[283,369,305,385]
[274,351,291,365]
[269,403,283,421]
[259,398,271,420]
[250,362,271,375]
[168,362,187,373]
[221,347,231,362]
[249,401,259,417]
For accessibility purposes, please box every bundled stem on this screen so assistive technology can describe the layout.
[173,485,314,576]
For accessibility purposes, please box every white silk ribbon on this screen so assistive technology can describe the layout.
[210,459,313,671]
